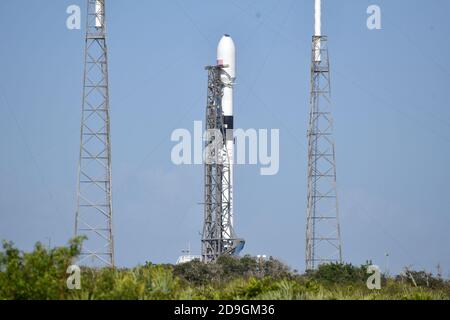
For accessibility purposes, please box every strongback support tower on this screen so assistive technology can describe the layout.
[305,2,342,270]
[201,65,244,263]
[75,0,114,268]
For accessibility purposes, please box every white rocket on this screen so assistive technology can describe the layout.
[217,35,236,240]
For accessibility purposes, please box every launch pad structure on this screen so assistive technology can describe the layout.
[201,59,244,263]
[70,0,342,269]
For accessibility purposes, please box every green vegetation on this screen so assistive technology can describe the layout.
[1,239,449,300]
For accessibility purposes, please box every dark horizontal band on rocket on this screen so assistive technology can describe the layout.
[223,115,234,129]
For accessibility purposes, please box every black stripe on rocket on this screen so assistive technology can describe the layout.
[223,115,234,141]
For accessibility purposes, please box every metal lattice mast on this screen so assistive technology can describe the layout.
[75,0,114,268]
[202,66,243,263]
[305,35,342,270]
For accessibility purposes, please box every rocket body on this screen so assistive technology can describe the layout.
[217,35,236,240]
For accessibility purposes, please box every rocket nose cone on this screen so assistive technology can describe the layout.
[217,34,235,53]
[217,35,236,78]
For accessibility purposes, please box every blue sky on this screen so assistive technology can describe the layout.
[0,0,449,275]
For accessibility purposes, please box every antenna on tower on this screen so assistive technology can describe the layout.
[314,0,322,62]
[75,0,114,268]
[305,0,343,270]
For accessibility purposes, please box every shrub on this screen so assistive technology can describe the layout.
[306,263,368,285]
[0,237,83,299]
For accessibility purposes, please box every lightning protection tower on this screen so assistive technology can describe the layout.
[75,0,114,268]
[305,0,342,270]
